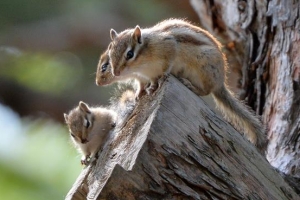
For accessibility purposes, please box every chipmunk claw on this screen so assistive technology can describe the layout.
[148,74,169,96]
[144,74,169,96]
[81,155,90,166]
[146,83,158,95]
[81,159,88,166]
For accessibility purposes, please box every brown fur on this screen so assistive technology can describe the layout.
[64,102,117,165]
[95,48,114,86]
[95,48,149,98]
[173,34,207,46]
[108,18,266,148]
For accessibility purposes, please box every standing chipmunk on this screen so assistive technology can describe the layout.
[107,18,266,148]
[95,46,149,98]
[64,90,136,165]
[96,45,199,97]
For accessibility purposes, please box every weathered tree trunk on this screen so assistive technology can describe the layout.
[190,0,300,178]
[66,76,298,200]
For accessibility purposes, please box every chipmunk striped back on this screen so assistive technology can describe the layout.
[107,18,266,149]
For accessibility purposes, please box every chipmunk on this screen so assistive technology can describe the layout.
[107,18,266,148]
[95,46,149,98]
[64,101,117,165]
[64,90,136,165]
[96,45,198,97]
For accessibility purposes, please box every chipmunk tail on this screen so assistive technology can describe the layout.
[109,83,136,125]
[212,85,267,151]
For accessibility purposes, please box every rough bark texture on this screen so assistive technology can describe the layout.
[66,76,298,200]
[190,0,300,178]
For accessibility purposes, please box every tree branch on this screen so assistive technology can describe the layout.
[66,76,298,200]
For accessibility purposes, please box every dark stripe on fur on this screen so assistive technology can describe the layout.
[173,34,206,46]
[134,37,149,61]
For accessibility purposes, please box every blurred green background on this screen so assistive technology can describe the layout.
[0,0,198,199]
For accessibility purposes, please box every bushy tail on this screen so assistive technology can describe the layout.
[109,85,136,126]
[212,85,266,148]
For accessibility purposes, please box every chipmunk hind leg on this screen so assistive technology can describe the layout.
[180,67,213,96]
[178,77,208,96]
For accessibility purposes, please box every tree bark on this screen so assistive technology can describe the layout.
[189,0,300,178]
[66,76,298,200]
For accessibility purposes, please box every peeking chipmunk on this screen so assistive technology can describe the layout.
[107,18,266,148]
[95,46,149,98]
[64,101,117,165]
[64,90,136,165]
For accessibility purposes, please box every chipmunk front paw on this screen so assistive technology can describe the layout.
[81,155,91,166]
[145,83,158,95]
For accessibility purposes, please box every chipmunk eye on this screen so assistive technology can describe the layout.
[101,63,108,72]
[70,133,75,138]
[84,118,91,128]
[126,50,134,60]
[86,120,90,128]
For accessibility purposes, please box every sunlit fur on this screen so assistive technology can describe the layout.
[64,102,117,164]
[109,26,176,90]
[108,18,266,147]
[95,47,149,97]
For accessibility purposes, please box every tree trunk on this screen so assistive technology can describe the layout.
[189,0,300,178]
[66,76,298,200]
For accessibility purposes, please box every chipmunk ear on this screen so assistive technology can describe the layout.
[110,29,118,40]
[132,25,142,44]
[63,113,69,123]
[79,101,91,113]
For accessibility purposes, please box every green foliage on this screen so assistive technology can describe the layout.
[0,116,82,200]
[125,1,173,23]
[0,0,194,199]
[0,52,83,96]
[0,164,61,200]
[0,0,62,29]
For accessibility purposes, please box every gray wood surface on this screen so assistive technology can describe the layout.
[66,76,299,200]
[190,0,300,180]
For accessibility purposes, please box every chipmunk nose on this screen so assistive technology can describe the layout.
[81,138,88,144]
[114,70,120,76]
[95,79,101,86]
